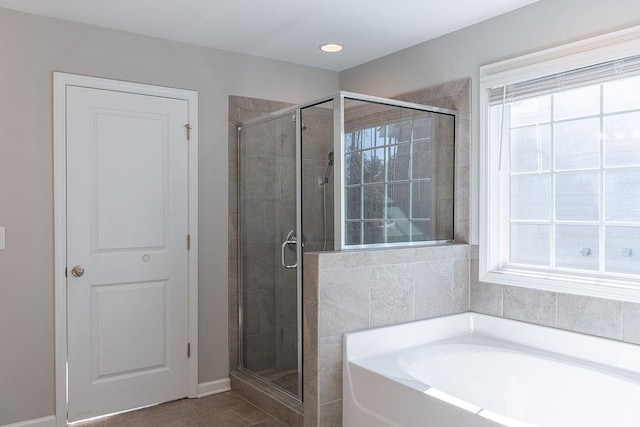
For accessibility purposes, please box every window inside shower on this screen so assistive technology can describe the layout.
[342,98,456,247]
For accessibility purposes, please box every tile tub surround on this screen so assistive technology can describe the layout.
[303,244,470,426]
[469,245,640,345]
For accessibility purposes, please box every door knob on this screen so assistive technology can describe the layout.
[71,265,85,277]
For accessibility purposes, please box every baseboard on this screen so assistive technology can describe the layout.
[197,378,231,397]
[2,415,56,427]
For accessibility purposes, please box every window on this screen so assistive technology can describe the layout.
[342,98,455,247]
[480,26,640,300]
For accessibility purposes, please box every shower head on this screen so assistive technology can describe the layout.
[328,151,334,166]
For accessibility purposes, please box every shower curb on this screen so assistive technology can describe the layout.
[230,370,304,426]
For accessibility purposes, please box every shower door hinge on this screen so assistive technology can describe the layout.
[185,124,192,141]
[187,342,191,358]
[187,234,191,250]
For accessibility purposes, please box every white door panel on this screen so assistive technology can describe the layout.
[66,86,189,422]
[94,111,167,251]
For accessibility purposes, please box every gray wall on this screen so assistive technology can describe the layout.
[0,8,337,425]
[339,0,640,245]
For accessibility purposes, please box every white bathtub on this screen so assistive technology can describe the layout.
[343,313,640,427]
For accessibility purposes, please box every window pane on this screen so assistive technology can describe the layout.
[604,74,640,113]
[510,124,551,173]
[362,148,385,183]
[386,220,411,243]
[555,225,599,271]
[345,186,361,220]
[411,220,431,242]
[387,121,413,143]
[345,132,359,152]
[510,224,550,266]
[555,172,600,221]
[363,184,385,219]
[388,143,410,181]
[605,226,640,274]
[345,152,361,185]
[345,221,361,245]
[363,221,386,244]
[511,96,551,127]
[604,112,640,167]
[554,118,600,170]
[412,181,432,219]
[387,183,410,220]
[412,140,433,180]
[362,128,374,149]
[510,174,551,220]
[605,170,640,222]
[553,85,600,121]
[374,126,386,147]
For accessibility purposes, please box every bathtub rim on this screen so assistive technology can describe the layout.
[343,312,640,375]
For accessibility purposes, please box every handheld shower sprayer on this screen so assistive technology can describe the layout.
[319,151,334,186]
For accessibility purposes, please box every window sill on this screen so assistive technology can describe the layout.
[480,268,640,303]
[342,239,454,251]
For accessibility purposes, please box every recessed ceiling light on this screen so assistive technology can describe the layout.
[320,43,343,53]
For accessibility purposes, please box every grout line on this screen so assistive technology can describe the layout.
[622,301,625,341]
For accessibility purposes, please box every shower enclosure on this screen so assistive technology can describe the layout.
[237,92,456,400]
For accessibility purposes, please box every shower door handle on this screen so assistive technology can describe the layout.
[281,237,298,269]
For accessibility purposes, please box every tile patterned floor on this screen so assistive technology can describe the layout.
[261,371,298,396]
[74,391,285,427]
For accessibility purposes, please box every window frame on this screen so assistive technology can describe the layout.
[479,25,640,303]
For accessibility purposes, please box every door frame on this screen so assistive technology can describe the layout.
[53,72,199,427]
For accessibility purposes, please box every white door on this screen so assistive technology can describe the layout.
[65,85,190,422]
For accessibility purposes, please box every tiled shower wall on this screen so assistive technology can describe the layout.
[301,105,335,252]
[303,78,472,426]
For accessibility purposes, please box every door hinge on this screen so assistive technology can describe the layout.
[185,124,191,141]
[187,342,191,358]
[187,234,191,250]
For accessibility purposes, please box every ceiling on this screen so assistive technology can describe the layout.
[0,0,538,71]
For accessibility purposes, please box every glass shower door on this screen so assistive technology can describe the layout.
[238,112,301,398]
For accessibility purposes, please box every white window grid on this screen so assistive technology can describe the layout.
[506,83,640,276]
